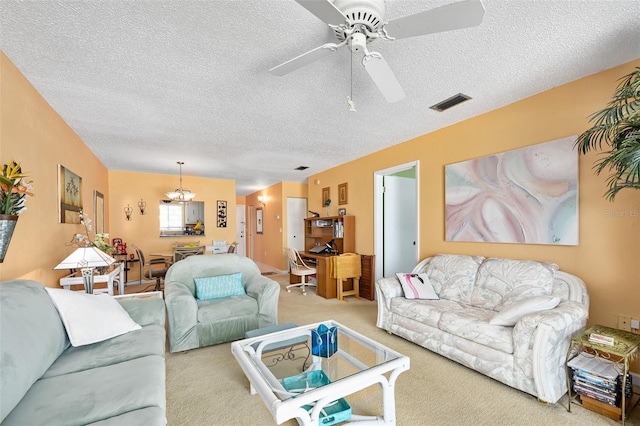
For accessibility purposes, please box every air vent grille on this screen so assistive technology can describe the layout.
[430,93,471,112]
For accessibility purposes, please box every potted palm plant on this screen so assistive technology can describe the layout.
[0,160,34,262]
[575,67,640,201]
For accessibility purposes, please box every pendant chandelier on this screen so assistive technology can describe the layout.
[165,161,196,202]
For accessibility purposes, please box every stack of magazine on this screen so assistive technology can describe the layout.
[568,352,633,407]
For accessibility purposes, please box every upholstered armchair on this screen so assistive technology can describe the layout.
[164,254,280,352]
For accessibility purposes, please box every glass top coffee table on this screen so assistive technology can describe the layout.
[231,320,410,425]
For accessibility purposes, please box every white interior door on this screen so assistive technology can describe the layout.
[287,197,307,251]
[235,204,246,256]
[374,161,419,280]
[383,175,417,275]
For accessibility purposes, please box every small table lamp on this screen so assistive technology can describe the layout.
[54,246,115,293]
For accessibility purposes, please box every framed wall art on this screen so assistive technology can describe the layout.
[256,207,263,234]
[322,187,330,205]
[217,200,227,228]
[338,182,348,205]
[58,164,83,224]
[445,136,578,245]
[94,190,104,234]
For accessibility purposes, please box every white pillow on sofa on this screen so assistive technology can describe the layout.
[489,296,561,326]
[396,273,439,300]
[46,288,141,347]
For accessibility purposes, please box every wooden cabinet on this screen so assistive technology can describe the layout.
[304,215,355,254]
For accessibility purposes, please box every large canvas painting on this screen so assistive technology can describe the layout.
[445,136,578,245]
[58,165,83,224]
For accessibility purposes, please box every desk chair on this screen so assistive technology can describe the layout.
[131,244,171,292]
[286,248,317,296]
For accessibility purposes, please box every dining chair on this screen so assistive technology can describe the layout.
[285,247,317,295]
[227,241,238,253]
[173,245,205,263]
[131,244,171,292]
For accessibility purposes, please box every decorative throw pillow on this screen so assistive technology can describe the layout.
[45,288,141,347]
[489,296,561,326]
[396,273,439,300]
[194,272,245,301]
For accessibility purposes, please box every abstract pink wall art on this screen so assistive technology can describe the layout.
[445,136,578,245]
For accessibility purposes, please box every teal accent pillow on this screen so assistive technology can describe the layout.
[194,273,245,300]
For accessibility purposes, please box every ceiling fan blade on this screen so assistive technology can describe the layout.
[384,0,485,40]
[295,0,347,26]
[269,43,342,76]
[362,54,406,103]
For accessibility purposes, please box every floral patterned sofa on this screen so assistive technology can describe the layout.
[376,254,589,403]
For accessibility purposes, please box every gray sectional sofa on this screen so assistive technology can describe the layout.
[0,279,167,425]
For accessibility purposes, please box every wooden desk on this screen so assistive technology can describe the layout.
[290,252,354,299]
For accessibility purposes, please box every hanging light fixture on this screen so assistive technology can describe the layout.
[165,161,196,202]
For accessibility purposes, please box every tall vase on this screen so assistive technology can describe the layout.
[0,214,19,263]
[326,206,330,216]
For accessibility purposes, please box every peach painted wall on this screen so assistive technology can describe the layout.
[108,170,236,279]
[247,181,307,271]
[0,51,110,285]
[309,59,640,345]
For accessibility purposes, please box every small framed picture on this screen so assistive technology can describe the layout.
[338,208,346,216]
[338,182,348,205]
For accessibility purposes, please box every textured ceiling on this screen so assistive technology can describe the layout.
[2,0,639,195]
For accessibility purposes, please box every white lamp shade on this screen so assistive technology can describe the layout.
[54,246,115,269]
[165,189,196,201]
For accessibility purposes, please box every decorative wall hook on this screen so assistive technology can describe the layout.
[124,204,133,221]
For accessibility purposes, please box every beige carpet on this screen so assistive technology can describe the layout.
[164,274,640,425]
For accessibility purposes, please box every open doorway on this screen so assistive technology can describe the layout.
[374,161,419,280]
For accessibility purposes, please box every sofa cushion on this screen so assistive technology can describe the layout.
[490,296,561,326]
[438,307,514,354]
[1,355,165,426]
[424,254,484,304]
[0,280,70,423]
[45,288,141,347]
[42,324,166,378]
[396,273,439,300]
[196,295,258,324]
[86,407,165,425]
[195,272,245,300]
[470,258,557,311]
[390,298,466,329]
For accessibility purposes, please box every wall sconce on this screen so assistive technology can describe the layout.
[138,198,147,215]
[124,204,133,221]
[258,196,266,206]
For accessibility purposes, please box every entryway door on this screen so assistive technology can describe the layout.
[374,161,419,280]
[287,197,307,252]
[235,204,246,256]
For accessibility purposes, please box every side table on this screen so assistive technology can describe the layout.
[565,324,640,425]
[59,263,124,296]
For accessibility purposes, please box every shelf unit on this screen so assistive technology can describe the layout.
[304,215,355,254]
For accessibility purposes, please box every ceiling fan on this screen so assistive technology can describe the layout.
[270,0,485,103]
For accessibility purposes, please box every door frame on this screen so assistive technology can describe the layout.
[374,160,420,281]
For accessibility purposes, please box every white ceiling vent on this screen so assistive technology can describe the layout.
[430,93,471,112]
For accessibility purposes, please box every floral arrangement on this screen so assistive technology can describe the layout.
[324,198,331,207]
[71,210,116,254]
[0,160,34,216]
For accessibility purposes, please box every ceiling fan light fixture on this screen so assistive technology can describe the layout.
[165,161,196,202]
[347,96,357,112]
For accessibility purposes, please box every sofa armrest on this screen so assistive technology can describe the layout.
[117,297,166,327]
[375,277,403,329]
[245,275,280,328]
[165,282,199,352]
[513,301,588,403]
